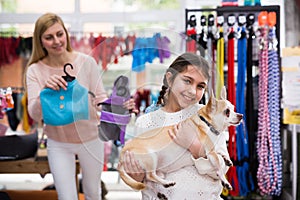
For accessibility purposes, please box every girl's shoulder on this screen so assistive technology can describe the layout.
[135,109,163,129]
[135,103,203,130]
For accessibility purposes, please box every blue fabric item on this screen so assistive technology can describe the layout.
[145,102,161,114]
[236,27,249,160]
[131,36,159,72]
[236,26,254,196]
[40,79,89,126]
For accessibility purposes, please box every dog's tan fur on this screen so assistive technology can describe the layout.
[118,86,242,191]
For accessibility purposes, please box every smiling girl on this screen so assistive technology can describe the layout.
[122,52,230,200]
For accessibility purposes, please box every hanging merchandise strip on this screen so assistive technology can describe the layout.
[184,5,282,198]
[207,14,216,93]
[245,13,258,187]
[266,23,282,196]
[198,15,208,57]
[226,20,240,197]
[186,14,197,53]
[256,11,282,196]
[236,25,254,196]
[256,14,272,195]
[256,18,270,195]
[216,16,225,99]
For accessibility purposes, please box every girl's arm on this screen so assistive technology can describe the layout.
[168,120,229,179]
[122,150,145,182]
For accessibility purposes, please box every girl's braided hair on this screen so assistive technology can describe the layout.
[156,52,211,106]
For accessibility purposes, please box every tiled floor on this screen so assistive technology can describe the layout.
[0,171,142,200]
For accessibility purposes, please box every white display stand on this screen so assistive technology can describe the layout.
[282,48,300,200]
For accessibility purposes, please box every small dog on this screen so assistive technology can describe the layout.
[118,86,243,191]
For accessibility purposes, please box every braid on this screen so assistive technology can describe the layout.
[156,85,168,106]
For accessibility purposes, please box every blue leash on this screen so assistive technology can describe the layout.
[236,26,254,196]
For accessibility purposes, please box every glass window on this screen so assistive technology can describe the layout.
[80,0,180,13]
[0,0,75,13]
[83,21,176,36]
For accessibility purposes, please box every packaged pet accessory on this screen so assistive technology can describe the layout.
[0,129,38,160]
[98,75,131,144]
[40,63,89,126]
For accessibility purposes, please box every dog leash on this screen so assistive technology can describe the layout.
[207,14,216,93]
[226,24,240,197]
[256,12,282,196]
[256,16,271,195]
[245,14,259,188]
[236,25,254,196]
[216,25,225,99]
[266,24,282,196]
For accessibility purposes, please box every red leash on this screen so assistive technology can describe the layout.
[227,26,239,196]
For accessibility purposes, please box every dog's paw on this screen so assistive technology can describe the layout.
[157,192,168,200]
[222,181,233,190]
[163,182,176,188]
[225,159,233,167]
[222,156,233,167]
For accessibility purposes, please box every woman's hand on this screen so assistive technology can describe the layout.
[45,74,68,91]
[123,98,139,114]
[122,151,145,182]
[168,120,205,159]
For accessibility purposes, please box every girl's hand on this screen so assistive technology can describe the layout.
[123,98,139,114]
[168,120,205,159]
[122,150,145,182]
[45,74,68,91]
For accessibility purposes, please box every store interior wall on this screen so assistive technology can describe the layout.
[285,0,300,47]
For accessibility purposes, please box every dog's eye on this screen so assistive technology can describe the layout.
[225,109,230,117]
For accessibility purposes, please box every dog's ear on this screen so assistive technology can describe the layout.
[207,89,217,112]
[220,86,227,100]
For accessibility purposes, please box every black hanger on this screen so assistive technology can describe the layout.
[208,14,215,27]
[188,15,197,27]
[62,63,76,82]
[246,13,255,28]
[217,15,224,27]
[200,15,207,27]
[238,14,246,26]
[227,14,236,27]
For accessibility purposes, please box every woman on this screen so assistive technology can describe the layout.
[123,52,229,199]
[26,13,135,200]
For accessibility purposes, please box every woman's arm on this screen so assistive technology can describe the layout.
[26,67,43,122]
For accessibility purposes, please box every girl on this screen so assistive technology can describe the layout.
[122,52,229,199]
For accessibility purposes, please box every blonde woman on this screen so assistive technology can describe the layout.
[26,13,136,200]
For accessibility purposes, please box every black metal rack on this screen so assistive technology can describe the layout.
[185,5,286,199]
[185,5,281,51]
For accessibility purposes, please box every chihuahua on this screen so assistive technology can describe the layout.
[118,86,243,192]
